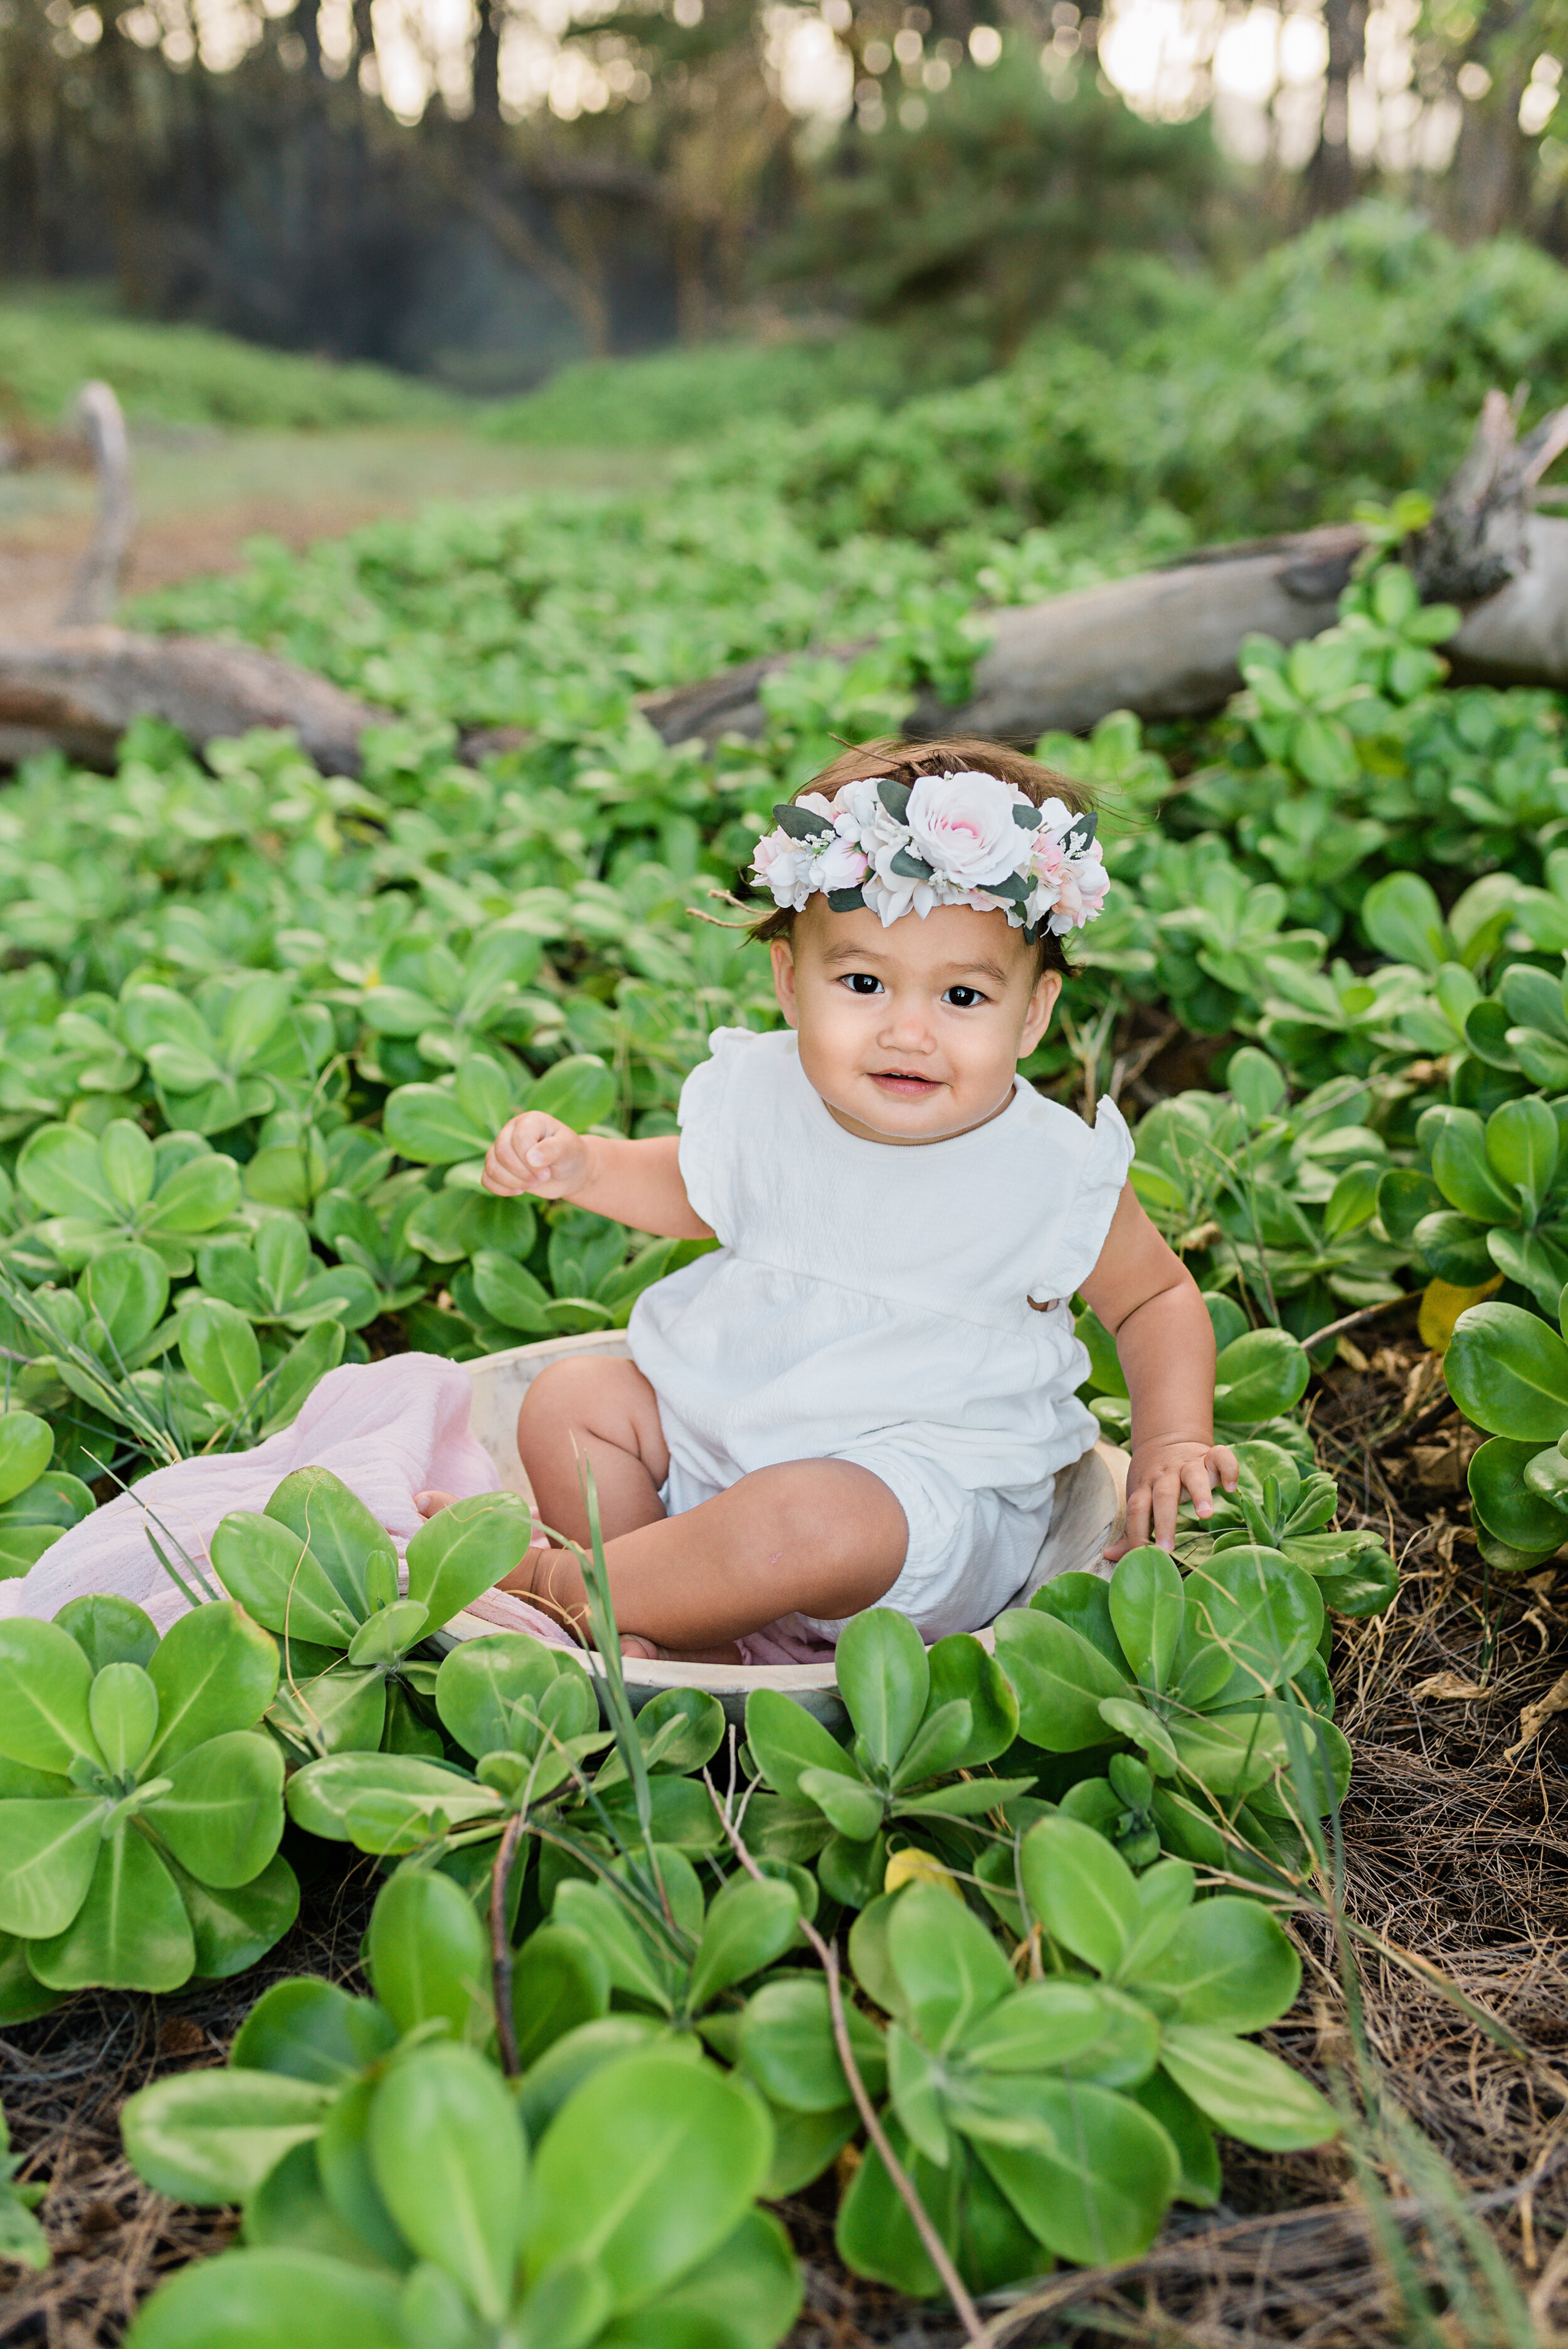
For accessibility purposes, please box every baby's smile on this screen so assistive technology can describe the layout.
[869,1068,941,1098]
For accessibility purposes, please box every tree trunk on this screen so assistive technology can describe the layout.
[1303,0,1364,215]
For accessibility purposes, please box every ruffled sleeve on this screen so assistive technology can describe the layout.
[674,1027,758,1241]
[1029,1096,1135,1303]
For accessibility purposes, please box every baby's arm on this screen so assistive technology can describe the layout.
[1078,1185,1237,1558]
[484,1114,714,1239]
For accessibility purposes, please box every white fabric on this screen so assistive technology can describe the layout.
[628,1026,1134,1638]
[0,1353,571,1648]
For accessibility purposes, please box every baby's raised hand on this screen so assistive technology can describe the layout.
[483,1111,592,1201]
[1108,1439,1239,1561]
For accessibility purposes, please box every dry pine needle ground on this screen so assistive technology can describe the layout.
[3,1334,1567,2349]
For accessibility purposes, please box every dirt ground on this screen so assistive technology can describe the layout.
[2,1321,1566,2349]
[0,428,663,638]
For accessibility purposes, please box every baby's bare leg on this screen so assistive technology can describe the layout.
[516,1355,672,1547]
[505,1456,907,1657]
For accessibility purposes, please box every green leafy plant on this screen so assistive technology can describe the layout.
[0,1408,94,1579]
[1444,1295,1568,1569]
[1379,1096,1568,1318]
[124,2037,798,2349]
[993,1544,1348,1875]
[0,1598,295,2013]
[283,1627,726,1867]
[743,1608,1029,1906]
[0,2099,48,2272]
[1175,1438,1398,1618]
[209,1468,535,1756]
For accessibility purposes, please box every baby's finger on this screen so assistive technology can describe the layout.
[1150,1468,1184,1551]
[1110,1478,1153,1559]
[1210,1445,1241,1493]
[1180,1456,1218,1519]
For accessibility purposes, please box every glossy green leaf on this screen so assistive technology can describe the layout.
[0,1795,106,1938]
[512,1924,612,2071]
[527,1056,617,1132]
[0,1619,100,1773]
[123,2248,406,2349]
[369,2043,525,2324]
[366,1865,493,2043]
[405,1490,533,1629]
[687,1874,800,2010]
[124,2072,335,2218]
[836,2120,1041,2299]
[1432,1110,1518,1224]
[1445,1302,1568,1441]
[1486,1096,1559,1206]
[525,2050,771,2306]
[55,1594,158,1673]
[1136,1896,1299,2028]
[923,1634,1018,1768]
[795,1766,883,1842]
[992,1607,1129,1749]
[743,1688,859,1800]
[1158,2025,1338,2150]
[1183,1546,1323,1695]
[975,2077,1180,2266]
[1212,1328,1310,1423]
[87,1660,159,1778]
[435,1631,571,1759]
[167,1849,301,1978]
[232,1975,399,2084]
[263,1468,383,1620]
[1108,1547,1185,1694]
[28,1822,194,1991]
[835,1607,929,1776]
[0,1412,51,1505]
[739,1974,887,2113]
[1468,1438,1568,1552]
[1020,1813,1140,1977]
[147,1601,281,1768]
[181,1298,263,1413]
[144,1731,285,1887]
[886,1880,1015,2052]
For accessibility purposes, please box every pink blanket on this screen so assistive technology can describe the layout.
[1,1353,573,1648]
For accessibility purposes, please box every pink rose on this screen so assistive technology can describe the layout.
[905,770,1028,891]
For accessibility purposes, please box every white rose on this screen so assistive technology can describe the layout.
[905,770,1029,892]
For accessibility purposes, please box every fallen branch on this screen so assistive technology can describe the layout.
[58,383,135,628]
[0,628,394,778]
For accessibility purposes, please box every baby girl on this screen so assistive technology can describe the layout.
[432,735,1236,1663]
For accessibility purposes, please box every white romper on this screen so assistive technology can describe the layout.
[627,1027,1135,1643]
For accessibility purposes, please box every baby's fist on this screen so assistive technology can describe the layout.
[483,1111,591,1201]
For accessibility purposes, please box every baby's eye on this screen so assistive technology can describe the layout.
[943,985,987,1009]
[841,973,884,995]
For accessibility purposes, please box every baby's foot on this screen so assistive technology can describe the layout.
[414,1488,458,1518]
[620,1633,660,1659]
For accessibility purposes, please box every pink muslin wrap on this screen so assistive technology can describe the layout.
[0,1352,575,1648]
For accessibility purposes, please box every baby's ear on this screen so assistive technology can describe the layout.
[770,936,800,1026]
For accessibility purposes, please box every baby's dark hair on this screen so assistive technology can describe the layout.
[746,735,1093,979]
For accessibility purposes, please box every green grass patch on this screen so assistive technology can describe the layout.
[0,284,464,430]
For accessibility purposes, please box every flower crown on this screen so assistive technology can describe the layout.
[751,766,1109,940]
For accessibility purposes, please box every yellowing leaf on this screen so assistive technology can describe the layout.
[1418,1275,1503,1356]
[883,1848,960,1900]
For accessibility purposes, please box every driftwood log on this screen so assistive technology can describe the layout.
[4,391,1567,775]
[0,630,393,776]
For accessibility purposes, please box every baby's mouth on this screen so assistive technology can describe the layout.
[869,1069,940,1097]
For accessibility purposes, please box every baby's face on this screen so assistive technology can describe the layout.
[771,899,1061,1145]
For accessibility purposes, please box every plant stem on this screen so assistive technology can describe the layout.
[704,1773,988,2346]
[490,1811,527,2077]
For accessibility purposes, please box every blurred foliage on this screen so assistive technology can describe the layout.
[765,42,1225,366]
[696,204,1568,545]
[0,287,462,430]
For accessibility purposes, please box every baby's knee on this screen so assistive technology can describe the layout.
[770,1459,908,1577]
[516,1354,662,1450]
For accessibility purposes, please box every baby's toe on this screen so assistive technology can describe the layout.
[619,1633,662,1660]
[413,1488,459,1519]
